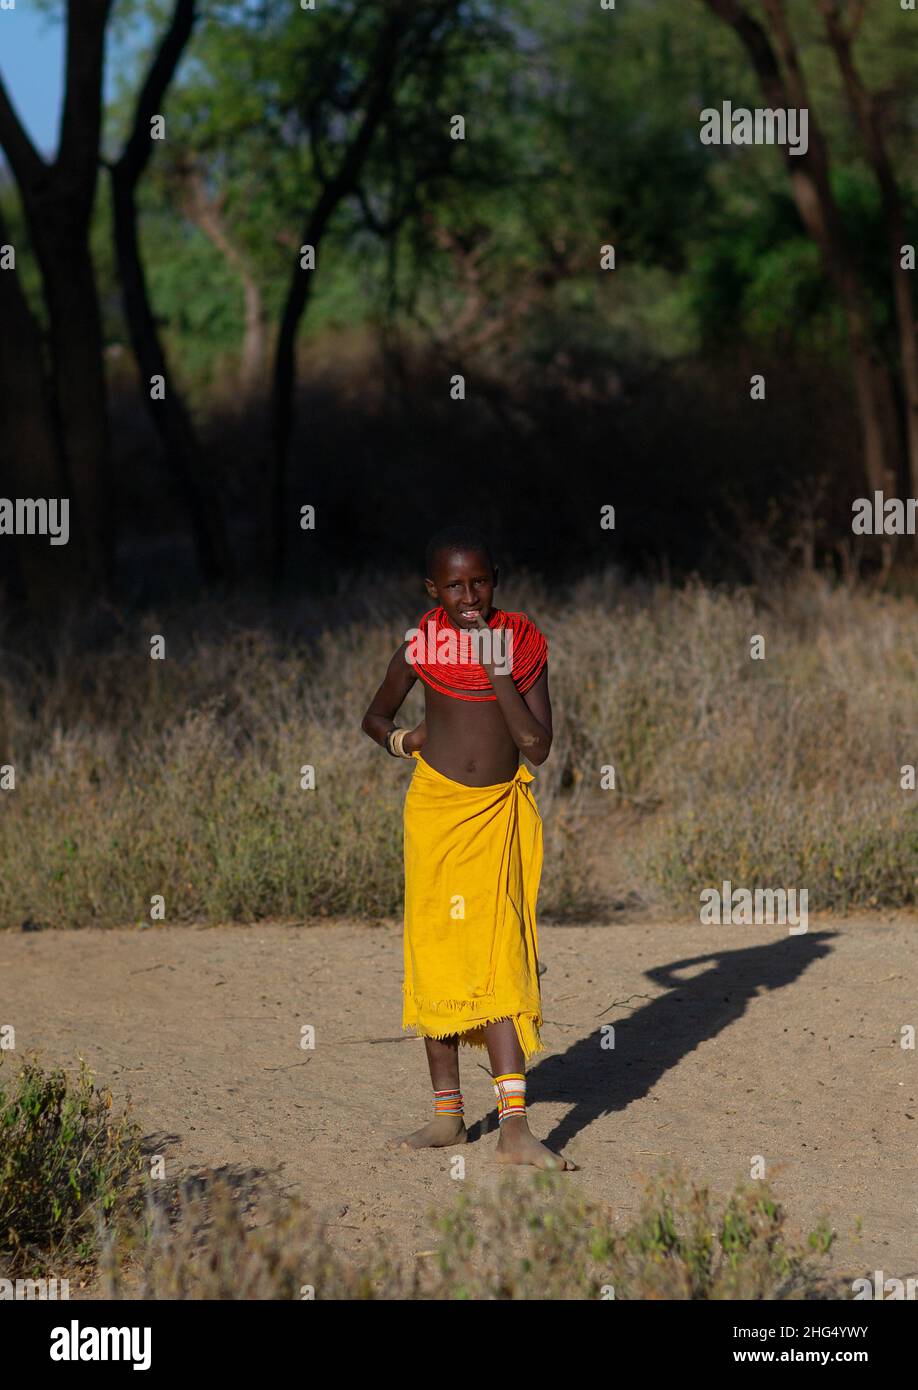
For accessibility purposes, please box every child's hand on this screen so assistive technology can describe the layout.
[469,611,497,675]
[403,720,427,753]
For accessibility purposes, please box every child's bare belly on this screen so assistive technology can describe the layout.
[422,685,521,785]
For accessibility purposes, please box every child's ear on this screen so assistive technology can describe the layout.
[492,566,499,589]
[424,577,437,599]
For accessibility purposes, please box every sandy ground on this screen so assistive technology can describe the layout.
[2,914,916,1293]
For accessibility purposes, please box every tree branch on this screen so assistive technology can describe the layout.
[0,75,46,186]
[353,180,401,237]
[57,0,114,189]
[114,0,197,189]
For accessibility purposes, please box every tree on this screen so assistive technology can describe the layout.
[170,155,267,404]
[109,0,233,585]
[820,0,918,497]
[0,0,114,594]
[701,0,901,494]
[0,204,72,610]
[268,0,478,586]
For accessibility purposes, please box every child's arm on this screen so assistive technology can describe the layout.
[472,614,552,763]
[360,642,427,753]
[491,663,552,765]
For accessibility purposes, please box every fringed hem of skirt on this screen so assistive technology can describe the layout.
[402,995,544,1062]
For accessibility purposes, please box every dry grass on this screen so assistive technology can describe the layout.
[97,1159,840,1301]
[0,571,914,928]
[0,1036,848,1299]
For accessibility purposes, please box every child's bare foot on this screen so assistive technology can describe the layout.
[388,1114,468,1151]
[494,1117,577,1170]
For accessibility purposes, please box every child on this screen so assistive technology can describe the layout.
[361,525,575,1170]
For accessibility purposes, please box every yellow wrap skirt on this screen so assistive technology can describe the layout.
[402,750,544,1060]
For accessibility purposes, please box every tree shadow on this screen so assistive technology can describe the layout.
[136,1129,281,1222]
[529,931,836,1152]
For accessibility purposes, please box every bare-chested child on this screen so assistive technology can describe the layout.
[360,525,575,1170]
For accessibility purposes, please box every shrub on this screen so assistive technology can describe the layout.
[0,1054,145,1275]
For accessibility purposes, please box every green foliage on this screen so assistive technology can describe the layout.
[14,0,900,395]
[0,1055,145,1275]
[12,0,918,386]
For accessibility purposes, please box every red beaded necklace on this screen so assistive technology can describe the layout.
[408,606,547,702]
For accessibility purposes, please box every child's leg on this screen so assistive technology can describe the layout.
[389,1034,468,1151]
[484,1018,576,1170]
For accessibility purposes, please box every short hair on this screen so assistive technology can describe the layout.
[425,525,496,579]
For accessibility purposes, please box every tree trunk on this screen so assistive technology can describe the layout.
[110,168,234,585]
[110,0,233,586]
[821,0,918,498]
[0,210,78,611]
[0,0,115,595]
[703,0,900,494]
[36,227,113,591]
[176,162,267,403]
[268,9,407,587]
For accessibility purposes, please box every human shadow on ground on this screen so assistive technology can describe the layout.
[527,931,836,1154]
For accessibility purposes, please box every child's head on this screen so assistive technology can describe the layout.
[424,525,498,628]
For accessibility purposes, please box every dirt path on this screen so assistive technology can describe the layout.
[3,915,915,1291]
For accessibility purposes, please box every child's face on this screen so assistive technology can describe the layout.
[425,548,497,629]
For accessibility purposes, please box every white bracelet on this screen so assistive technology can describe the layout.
[387,728,413,758]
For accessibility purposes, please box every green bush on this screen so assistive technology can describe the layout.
[0,1054,145,1275]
